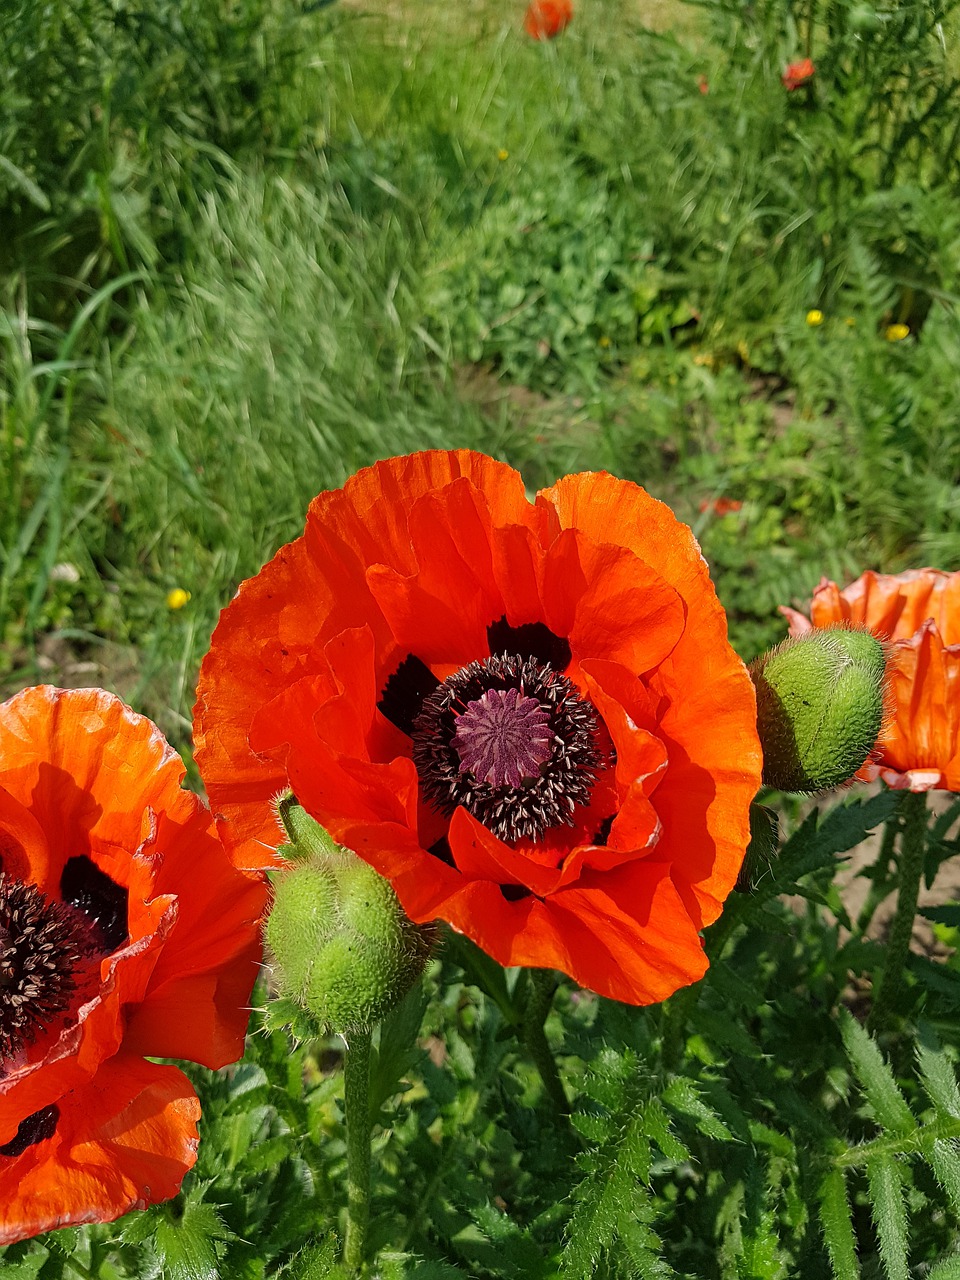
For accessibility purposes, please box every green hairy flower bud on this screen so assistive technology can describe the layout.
[750,627,887,793]
[265,797,435,1035]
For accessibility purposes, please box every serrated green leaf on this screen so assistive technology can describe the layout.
[918,1026,960,1118]
[929,1139,960,1216]
[663,1077,734,1142]
[152,1189,234,1280]
[277,1238,347,1279]
[927,1252,960,1280]
[841,1012,914,1135]
[818,1168,860,1280]
[867,1155,908,1280]
[763,791,899,903]
[642,1098,690,1164]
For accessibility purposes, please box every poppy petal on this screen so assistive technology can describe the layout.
[0,1055,199,1244]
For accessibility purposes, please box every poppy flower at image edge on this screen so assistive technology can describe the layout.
[781,569,960,791]
[193,451,762,1007]
[525,0,573,40]
[0,686,266,1243]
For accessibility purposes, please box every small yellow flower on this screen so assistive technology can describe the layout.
[736,339,750,363]
[497,148,509,161]
[885,323,910,342]
[844,316,856,327]
[598,335,611,348]
[693,351,716,369]
[806,309,824,327]
[166,588,191,611]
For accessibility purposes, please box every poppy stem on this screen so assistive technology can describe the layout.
[869,790,928,1030]
[342,1026,372,1272]
[523,968,570,1117]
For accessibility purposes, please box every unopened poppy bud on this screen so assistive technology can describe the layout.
[735,802,780,892]
[265,799,434,1034]
[750,627,887,792]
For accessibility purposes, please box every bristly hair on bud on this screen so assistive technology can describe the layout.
[750,625,889,793]
[750,625,890,792]
[264,799,435,1036]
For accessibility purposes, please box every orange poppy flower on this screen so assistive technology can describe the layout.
[782,569,960,791]
[782,57,816,91]
[194,451,761,1006]
[525,0,573,40]
[0,686,265,1243]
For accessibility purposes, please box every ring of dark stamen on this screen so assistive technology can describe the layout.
[60,856,129,953]
[412,652,603,843]
[0,1103,60,1158]
[378,654,442,737]
[1,874,97,1062]
[486,617,572,672]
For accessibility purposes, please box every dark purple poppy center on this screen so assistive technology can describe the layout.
[0,862,119,1065]
[453,687,554,789]
[411,652,603,843]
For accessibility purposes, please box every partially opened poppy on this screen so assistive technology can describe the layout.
[525,0,573,40]
[0,686,265,1243]
[782,569,960,791]
[195,452,761,1006]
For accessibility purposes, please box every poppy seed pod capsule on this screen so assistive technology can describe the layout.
[265,798,434,1034]
[750,627,887,792]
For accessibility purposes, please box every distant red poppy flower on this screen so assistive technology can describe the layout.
[0,687,265,1243]
[697,75,710,95]
[698,497,743,516]
[195,452,761,1006]
[782,569,960,791]
[782,57,816,91]
[525,0,573,39]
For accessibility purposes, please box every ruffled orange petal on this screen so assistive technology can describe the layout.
[196,452,539,865]
[0,686,264,1113]
[0,688,182,875]
[0,896,176,1146]
[807,569,960,643]
[0,1055,199,1244]
[538,472,761,921]
[874,622,960,786]
[0,785,50,887]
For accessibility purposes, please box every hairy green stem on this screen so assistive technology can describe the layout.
[343,1027,372,1272]
[523,969,570,1117]
[869,790,927,1029]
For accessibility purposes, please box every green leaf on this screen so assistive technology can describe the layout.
[762,791,899,901]
[663,1077,734,1142]
[818,1168,860,1280]
[866,1155,908,1280]
[929,1139,960,1217]
[917,1025,960,1118]
[927,1252,960,1280]
[277,1239,348,1279]
[153,1192,233,1280]
[841,1011,914,1135]
[369,980,428,1115]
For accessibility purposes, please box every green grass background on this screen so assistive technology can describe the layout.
[4,0,960,754]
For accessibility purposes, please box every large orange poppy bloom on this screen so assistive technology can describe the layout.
[0,686,266,1243]
[194,452,761,1006]
[782,569,960,791]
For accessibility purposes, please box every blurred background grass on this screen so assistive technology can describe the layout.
[3,0,960,753]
